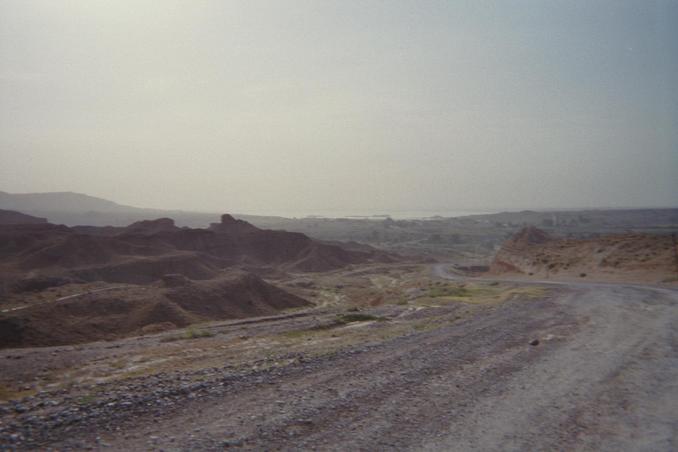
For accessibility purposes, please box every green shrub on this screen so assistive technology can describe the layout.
[337,313,385,323]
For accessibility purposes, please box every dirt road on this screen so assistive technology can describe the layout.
[4,271,678,451]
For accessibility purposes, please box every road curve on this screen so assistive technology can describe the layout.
[16,267,678,451]
[428,264,678,451]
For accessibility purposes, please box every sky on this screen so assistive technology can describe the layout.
[1,0,676,215]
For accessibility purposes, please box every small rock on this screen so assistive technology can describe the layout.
[529,339,540,346]
[14,404,27,413]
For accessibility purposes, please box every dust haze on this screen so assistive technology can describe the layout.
[1,0,676,214]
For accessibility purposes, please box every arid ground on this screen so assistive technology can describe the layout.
[1,260,677,451]
[1,205,677,451]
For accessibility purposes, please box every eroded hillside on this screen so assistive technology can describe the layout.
[0,215,395,347]
[490,227,678,283]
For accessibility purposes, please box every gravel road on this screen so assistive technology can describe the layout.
[3,271,677,451]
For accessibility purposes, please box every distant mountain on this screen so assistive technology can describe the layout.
[0,191,137,213]
[0,190,219,227]
[0,209,47,225]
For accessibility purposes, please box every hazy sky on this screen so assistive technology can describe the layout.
[1,0,676,214]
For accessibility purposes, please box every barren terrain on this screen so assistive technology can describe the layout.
[1,206,677,450]
[3,191,677,262]
[0,214,394,347]
[490,226,678,284]
[1,262,676,451]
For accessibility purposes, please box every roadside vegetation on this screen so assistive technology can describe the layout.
[160,326,215,342]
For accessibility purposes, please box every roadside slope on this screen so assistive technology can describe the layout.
[490,226,678,284]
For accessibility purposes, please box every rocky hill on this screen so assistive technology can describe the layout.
[0,214,398,347]
[0,214,394,296]
[490,227,678,283]
[0,271,309,348]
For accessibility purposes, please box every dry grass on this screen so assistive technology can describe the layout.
[0,383,36,402]
[160,326,215,342]
[412,283,548,306]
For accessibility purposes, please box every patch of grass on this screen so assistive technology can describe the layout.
[78,394,96,405]
[109,359,126,369]
[413,321,439,332]
[0,384,35,402]
[415,284,548,306]
[279,313,387,341]
[0,384,12,401]
[184,327,214,339]
[161,326,214,342]
[417,285,491,303]
[427,285,470,298]
[337,313,385,323]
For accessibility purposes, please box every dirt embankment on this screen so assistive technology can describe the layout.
[0,271,310,348]
[490,227,678,283]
